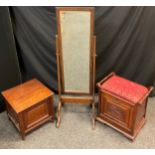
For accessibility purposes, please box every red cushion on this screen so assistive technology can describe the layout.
[101,75,148,103]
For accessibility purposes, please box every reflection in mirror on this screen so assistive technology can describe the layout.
[60,11,91,93]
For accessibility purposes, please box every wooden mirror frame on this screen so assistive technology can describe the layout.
[56,7,96,128]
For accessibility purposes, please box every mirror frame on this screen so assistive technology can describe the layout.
[56,7,94,95]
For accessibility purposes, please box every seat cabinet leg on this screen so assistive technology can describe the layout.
[21,132,25,140]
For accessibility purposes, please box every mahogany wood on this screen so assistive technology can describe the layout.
[56,7,96,128]
[96,73,153,141]
[1,79,54,140]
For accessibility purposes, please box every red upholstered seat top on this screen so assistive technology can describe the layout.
[101,75,148,103]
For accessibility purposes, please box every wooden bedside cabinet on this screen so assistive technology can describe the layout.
[96,72,153,141]
[1,79,54,140]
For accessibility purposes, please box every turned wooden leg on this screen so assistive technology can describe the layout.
[56,101,62,128]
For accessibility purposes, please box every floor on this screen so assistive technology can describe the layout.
[0,96,155,149]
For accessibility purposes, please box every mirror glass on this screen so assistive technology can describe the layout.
[60,11,91,93]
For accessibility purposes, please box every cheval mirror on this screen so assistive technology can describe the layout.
[56,7,96,128]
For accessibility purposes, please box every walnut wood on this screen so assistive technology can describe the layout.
[92,36,96,129]
[56,35,62,99]
[96,116,146,141]
[96,72,115,88]
[2,79,53,113]
[1,79,54,140]
[61,95,93,104]
[56,7,96,128]
[56,34,62,128]
[138,86,154,104]
[96,72,154,141]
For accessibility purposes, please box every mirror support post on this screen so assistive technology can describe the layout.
[56,35,62,128]
[92,35,96,129]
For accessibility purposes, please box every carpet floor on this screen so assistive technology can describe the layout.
[0,96,155,149]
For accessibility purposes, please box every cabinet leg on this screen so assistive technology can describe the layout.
[49,96,55,122]
[21,132,25,140]
[51,116,55,122]
[18,114,25,140]
[56,101,62,128]
[6,112,10,121]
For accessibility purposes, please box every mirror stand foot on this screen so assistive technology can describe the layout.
[92,101,96,130]
[56,101,62,128]
[92,118,96,130]
[56,117,61,128]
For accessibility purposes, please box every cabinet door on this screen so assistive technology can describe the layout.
[100,92,133,130]
[23,100,51,130]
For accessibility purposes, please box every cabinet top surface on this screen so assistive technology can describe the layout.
[1,79,53,113]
